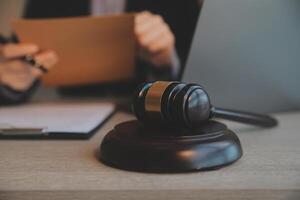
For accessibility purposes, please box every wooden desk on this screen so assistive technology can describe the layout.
[0,110,299,200]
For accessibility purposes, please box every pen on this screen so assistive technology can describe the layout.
[0,34,48,73]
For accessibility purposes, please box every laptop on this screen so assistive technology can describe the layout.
[183,0,300,113]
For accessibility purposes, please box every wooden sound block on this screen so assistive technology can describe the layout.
[99,120,243,173]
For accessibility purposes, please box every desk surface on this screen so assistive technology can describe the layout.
[0,110,299,200]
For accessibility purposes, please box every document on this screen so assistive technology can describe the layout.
[0,102,115,138]
[12,14,135,87]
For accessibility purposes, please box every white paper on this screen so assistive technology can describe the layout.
[0,102,115,134]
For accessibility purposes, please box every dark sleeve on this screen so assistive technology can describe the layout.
[0,80,40,105]
[136,59,178,82]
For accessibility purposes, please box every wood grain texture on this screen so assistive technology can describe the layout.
[0,111,299,200]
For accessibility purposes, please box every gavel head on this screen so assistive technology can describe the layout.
[132,81,212,128]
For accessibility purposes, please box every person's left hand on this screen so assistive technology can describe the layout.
[135,11,175,68]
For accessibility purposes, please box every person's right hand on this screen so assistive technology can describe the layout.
[0,43,58,91]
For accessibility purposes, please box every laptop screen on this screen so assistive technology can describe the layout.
[182,0,300,113]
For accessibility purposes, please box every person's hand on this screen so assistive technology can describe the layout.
[135,11,175,68]
[0,43,58,91]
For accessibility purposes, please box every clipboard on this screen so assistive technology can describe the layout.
[12,14,136,87]
[0,102,115,139]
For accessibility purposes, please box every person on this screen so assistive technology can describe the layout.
[0,0,201,104]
